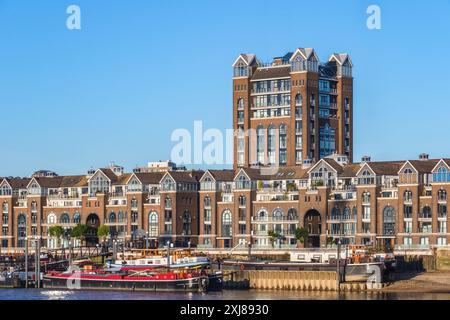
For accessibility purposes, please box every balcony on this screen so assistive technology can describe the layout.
[48,193,80,200]
[252,216,299,223]
[220,194,234,203]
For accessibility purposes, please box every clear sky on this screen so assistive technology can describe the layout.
[0,0,449,177]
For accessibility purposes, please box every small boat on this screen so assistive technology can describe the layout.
[43,266,222,292]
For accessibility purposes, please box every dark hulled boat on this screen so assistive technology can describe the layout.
[43,268,222,292]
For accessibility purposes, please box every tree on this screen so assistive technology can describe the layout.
[268,230,281,248]
[97,225,109,241]
[326,236,335,248]
[295,227,309,248]
[71,224,89,246]
[49,226,64,248]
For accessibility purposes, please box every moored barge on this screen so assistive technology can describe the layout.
[43,268,222,292]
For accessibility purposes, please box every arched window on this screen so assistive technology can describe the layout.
[2,202,8,213]
[131,211,138,223]
[438,189,447,201]
[60,213,70,224]
[47,213,57,225]
[238,195,246,207]
[73,212,81,224]
[362,192,371,203]
[204,196,211,208]
[131,198,138,208]
[109,212,116,223]
[222,210,232,237]
[295,93,303,106]
[257,209,268,221]
[343,207,351,220]
[149,211,159,237]
[287,208,298,220]
[183,210,191,235]
[279,124,287,165]
[383,206,396,236]
[404,190,413,202]
[237,98,244,110]
[118,211,124,223]
[165,197,172,209]
[331,207,340,220]
[257,125,265,164]
[272,209,284,221]
[422,206,432,219]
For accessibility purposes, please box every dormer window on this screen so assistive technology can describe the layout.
[358,169,375,185]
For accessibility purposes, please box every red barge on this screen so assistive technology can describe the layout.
[43,267,223,292]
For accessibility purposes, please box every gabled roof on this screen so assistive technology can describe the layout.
[431,159,450,172]
[98,168,119,182]
[289,48,319,62]
[232,54,257,67]
[328,53,353,67]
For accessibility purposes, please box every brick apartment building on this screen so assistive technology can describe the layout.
[0,48,448,252]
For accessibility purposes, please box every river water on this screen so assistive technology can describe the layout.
[0,289,449,300]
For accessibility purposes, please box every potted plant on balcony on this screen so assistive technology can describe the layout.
[295,227,309,248]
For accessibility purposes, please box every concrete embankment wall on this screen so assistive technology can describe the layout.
[225,270,375,291]
[436,248,450,271]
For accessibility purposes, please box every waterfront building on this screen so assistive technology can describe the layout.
[0,48,448,253]
[233,48,353,169]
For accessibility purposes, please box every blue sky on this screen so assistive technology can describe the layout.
[0,0,449,177]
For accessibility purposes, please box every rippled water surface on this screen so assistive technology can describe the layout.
[0,289,449,300]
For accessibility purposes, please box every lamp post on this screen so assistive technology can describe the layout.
[248,231,253,261]
[166,240,171,270]
[336,238,342,294]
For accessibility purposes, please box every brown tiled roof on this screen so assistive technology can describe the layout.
[4,178,30,189]
[269,166,309,180]
[339,164,361,178]
[59,175,88,188]
[167,171,204,183]
[252,66,291,80]
[367,161,410,175]
[409,160,441,173]
[99,168,118,182]
[134,172,165,185]
[33,177,64,188]
[323,158,344,173]
[115,173,133,185]
[207,170,235,182]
